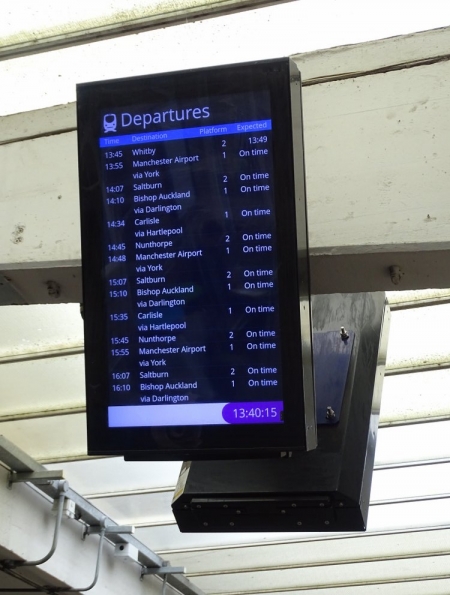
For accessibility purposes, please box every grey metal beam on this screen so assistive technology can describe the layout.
[9,471,65,484]
[0,435,44,474]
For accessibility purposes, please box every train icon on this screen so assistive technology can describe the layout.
[103,114,117,133]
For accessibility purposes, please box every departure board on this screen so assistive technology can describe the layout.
[77,58,316,459]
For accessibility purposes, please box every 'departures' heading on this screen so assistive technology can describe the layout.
[103,107,210,133]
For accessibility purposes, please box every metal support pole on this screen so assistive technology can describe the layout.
[0,529,106,593]
[58,528,106,593]
[0,481,68,570]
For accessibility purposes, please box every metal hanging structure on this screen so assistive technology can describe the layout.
[0,435,204,595]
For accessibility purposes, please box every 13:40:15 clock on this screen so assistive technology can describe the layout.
[233,407,278,419]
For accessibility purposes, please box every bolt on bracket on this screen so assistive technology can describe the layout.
[141,561,186,579]
[84,524,135,538]
[9,470,65,486]
[142,567,186,576]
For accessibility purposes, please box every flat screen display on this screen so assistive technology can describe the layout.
[77,58,315,459]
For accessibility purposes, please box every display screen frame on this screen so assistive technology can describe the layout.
[77,57,316,460]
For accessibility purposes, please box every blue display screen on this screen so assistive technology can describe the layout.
[99,91,285,427]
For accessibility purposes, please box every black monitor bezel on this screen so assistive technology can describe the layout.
[77,58,315,460]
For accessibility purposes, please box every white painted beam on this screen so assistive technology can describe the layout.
[3,27,450,301]
[295,25,450,82]
[0,103,76,145]
[0,0,295,60]
[2,26,450,145]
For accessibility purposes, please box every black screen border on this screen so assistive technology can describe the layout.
[77,57,316,460]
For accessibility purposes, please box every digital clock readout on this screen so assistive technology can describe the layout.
[222,401,283,424]
[234,407,277,418]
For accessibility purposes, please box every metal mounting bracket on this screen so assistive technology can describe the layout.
[83,524,134,540]
[141,561,186,579]
[313,328,355,424]
[9,470,65,486]
[142,567,186,576]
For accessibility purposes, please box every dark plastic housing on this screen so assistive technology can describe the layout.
[172,293,390,531]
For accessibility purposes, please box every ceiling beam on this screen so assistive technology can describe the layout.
[0,1,294,61]
[2,27,450,302]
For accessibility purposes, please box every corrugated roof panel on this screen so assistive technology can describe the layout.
[254,581,450,595]
[46,457,182,495]
[191,554,450,594]
[380,369,450,425]
[386,304,450,372]
[91,490,175,526]
[162,528,450,575]
[213,580,450,595]
[0,304,82,357]
[371,462,450,502]
[0,354,85,417]
[0,412,87,462]
[375,420,450,466]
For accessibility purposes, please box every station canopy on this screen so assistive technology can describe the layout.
[2,1,450,593]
